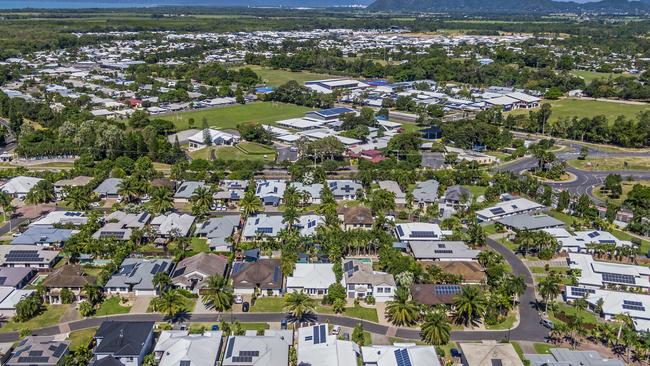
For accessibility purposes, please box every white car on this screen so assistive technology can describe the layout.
[331,325,341,335]
[234,295,243,304]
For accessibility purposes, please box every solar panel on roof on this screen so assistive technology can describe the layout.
[239,351,259,357]
[273,267,280,283]
[313,325,320,344]
[18,357,50,363]
[569,287,594,297]
[394,349,412,366]
[344,261,353,272]
[622,300,645,311]
[435,285,462,295]
[411,231,437,238]
[319,324,326,343]
[492,359,504,366]
[51,344,67,358]
[225,337,235,359]
[232,356,253,363]
[434,250,453,254]
[602,273,636,285]
[396,226,405,237]
[179,361,191,366]
[490,207,506,215]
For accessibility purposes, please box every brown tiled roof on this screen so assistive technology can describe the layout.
[423,261,486,282]
[42,265,96,289]
[172,252,228,287]
[151,178,175,189]
[337,206,373,225]
[231,259,283,290]
[410,284,462,305]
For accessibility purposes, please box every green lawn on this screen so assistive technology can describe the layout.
[533,342,553,354]
[251,297,285,312]
[508,98,650,125]
[67,328,97,350]
[546,210,577,226]
[189,145,276,162]
[593,181,650,205]
[571,70,634,84]
[483,224,497,235]
[610,229,650,255]
[188,322,269,334]
[162,102,313,131]
[511,342,526,362]
[485,311,517,330]
[0,305,69,333]
[568,157,650,171]
[239,65,339,87]
[95,297,131,316]
[238,141,277,155]
[549,302,598,325]
[463,185,488,200]
[529,267,571,275]
[316,304,379,322]
[189,237,211,253]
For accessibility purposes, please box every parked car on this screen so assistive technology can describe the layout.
[234,295,243,304]
[211,324,219,331]
[331,325,341,335]
[242,302,250,312]
[540,318,554,329]
[280,319,288,330]
[450,348,461,358]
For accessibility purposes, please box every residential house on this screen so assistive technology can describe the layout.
[214,180,248,205]
[286,263,336,297]
[497,214,564,231]
[476,198,545,222]
[291,182,323,204]
[1,176,43,199]
[441,185,472,210]
[458,341,524,366]
[92,321,155,366]
[342,259,396,302]
[188,129,239,152]
[231,259,283,296]
[410,284,465,306]
[255,180,286,206]
[327,180,362,200]
[153,330,223,366]
[30,211,87,227]
[93,178,123,199]
[242,214,285,241]
[92,211,151,241]
[424,261,487,285]
[221,333,290,366]
[543,228,633,253]
[5,337,69,366]
[525,348,625,366]
[0,267,36,289]
[195,215,240,251]
[361,343,440,366]
[297,324,357,366]
[296,214,323,237]
[174,181,208,203]
[567,253,650,291]
[150,178,176,191]
[0,287,35,318]
[104,258,174,296]
[0,245,60,270]
[53,176,93,200]
[171,253,228,294]
[150,213,195,238]
[338,206,373,231]
[42,265,96,304]
[409,241,480,261]
[10,226,77,248]
[395,222,450,242]
[377,180,406,206]
[412,180,439,210]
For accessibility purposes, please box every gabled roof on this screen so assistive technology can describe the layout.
[412,180,439,203]
[93,178,123,196]
[94,321,154,357]
[42,265,96,289]
[0,267,34,288]
[154,331,223,366]
[1,176,43,195]
[231,259,283,290]
[172,253,228,288]
[286,263,336,290]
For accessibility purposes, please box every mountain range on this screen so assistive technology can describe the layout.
[367,0,650,13]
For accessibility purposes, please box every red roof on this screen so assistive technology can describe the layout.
[360,149,383,157]
[128,97,142,107]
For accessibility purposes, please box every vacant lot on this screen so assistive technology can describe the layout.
[162,102,313,131]
[508,98,650,124]
[593,180,650,205]
[567,156,650,171]
[571,70,635,84]
[239,65,339,87]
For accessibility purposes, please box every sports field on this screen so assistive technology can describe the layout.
[508,98,650,124]
[162,102,313,131]
[571,70,635,84]
[189,142,276,161]
[238,65,339,87]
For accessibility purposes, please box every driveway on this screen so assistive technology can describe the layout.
[130,296,153,314]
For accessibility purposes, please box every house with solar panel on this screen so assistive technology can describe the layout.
[342,259,396,302]
[214,180,248,206]
[29,211,88,227]
[297,323,357,366]
[0,245,60,270]
[10,226,78,248]
[153,330,223,366]
[221,332,290,366]
[92,211,151,241]
[327,180,363,201]
[542,228,634,253]
[5,336,69,366]
[476,198,545,222]
[395,222,450,242]
[241,214,285,241]
[410,284,465,306]
[92,321,155,366]
[361,343,440,366]
[568,253,650,292]
[231,259,283,296]
[564,286,650,332]
[255,180,286,206]
[104,258,174,296]
[408,241,481,261]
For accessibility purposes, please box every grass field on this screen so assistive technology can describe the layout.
[567,157,650,171]
[533,343,553,354]
[162,102,313,131]
[508,98,650,124]
[95,297,131,316]
[251,297,285,313]
[593,180,650,204]
[189,142,277,161]
[571,70,634,84]
[189,237,211,253]
[67,328,97,350]
[239,65,339,87]
[0,305,69,333]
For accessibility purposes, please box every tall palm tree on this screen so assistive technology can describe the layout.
[506,275,527,308]
[282,205,300,230]
[201,275,233,312]
[190,187,212,218]
[385,287,420,327]
[284,291,316,323]
[153,272,172,294]
[152,289,184,319]
[82,283,102,305]
[420,310,451,345]
[240,190,263,218]
[64,187,90,211]
[148,187,173,215]
[537,272,562,313]
[453,286,486,327]
[117,178,138,203]
[25,180,55,204]
[0,192,14,222]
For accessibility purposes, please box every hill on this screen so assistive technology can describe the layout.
[367,0,650,13]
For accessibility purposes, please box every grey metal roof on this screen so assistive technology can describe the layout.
[174,181,207,199]
[104,258,172,291]
[10,226,76,246]
[525,348,625,366]
[93,178,123,196]
[6,336,69,366]
[412,179,439,203]
[94,321,155,357]
[0,267,34,288]
[196,216,240,249]
[496,213,564,231]
[409,241,480,260]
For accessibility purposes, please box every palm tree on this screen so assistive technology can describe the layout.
[453,286,486,327]
[240,189,263,218]
[537,272,562,313]
[385,287,420,327]
[64,187,90,210]
[82,283,102,305]
[201,275,233,312]
[117,178,139,203]
[153,272,172,294]
[420,310,451,345]
[190,187,212,218]
[148,187,173,215]
[506,275,527,308]
[0,192,14,222]
[284,291,316,323]
[282,205,300,230]
[152,289,184,319]
[25,180,55,204]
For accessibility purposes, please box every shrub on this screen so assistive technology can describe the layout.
[364,295,376,305]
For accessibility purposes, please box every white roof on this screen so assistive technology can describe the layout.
[1,176,43,194]
[361,344,440,366]
[286,263,336,291]
[543,229,633,252]
[30,211,88,226]
[0,288,34,310]
[151,213,196,237]
[569,253,650,289]
[154,331,222,366]
[567,287,650,331]
[188,128,238,144]
[276,117,324,129]
[485,95,519,106]
[476,198,544,221]
[395,222,447,241]
[222,335,288,366]
[297,324,357,366]
[506,91,541,103]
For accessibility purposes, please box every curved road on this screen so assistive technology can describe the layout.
[0,240,548,344]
